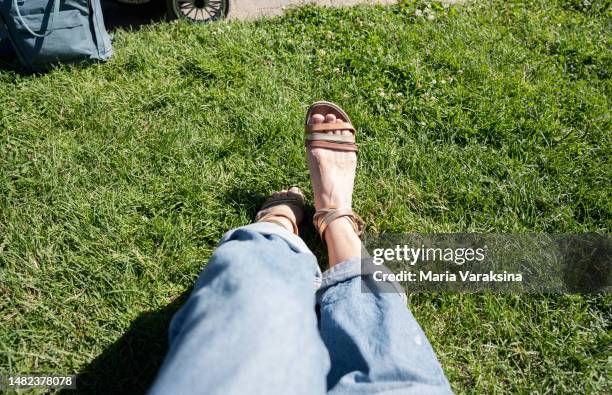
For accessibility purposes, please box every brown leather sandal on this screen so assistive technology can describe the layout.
[304,101,358,153]
[305,101,365,242]
[255,188,305,235]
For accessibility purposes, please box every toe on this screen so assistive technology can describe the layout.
[334,119,344,135]
[288,186,302,195]
[311,113,325,124]
[325,113,337,124]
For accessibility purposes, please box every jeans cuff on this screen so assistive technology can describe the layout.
[319,257,362,290]
[219,222,323,289]
[319,257,408,303]
[220,222,314,255]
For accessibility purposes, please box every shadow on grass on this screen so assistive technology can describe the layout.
[64,290,191,395]
[63,187,330,394]
[221,186,270,220]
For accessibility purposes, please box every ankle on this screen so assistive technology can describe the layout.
[324,218,361,267]
[324,218,353,241]
[260,215,294,234]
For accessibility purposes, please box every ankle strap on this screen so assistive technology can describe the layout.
[313,208,365,240]
[256,212,299,235]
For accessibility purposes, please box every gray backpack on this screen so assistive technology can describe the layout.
[0,0,112,71]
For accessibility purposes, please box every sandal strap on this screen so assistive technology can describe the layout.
[306,122,355,133]
[313,208,365,240]
[256,212,299,235]
[305,133,355,144]
[259,195,304,211]
[306,140,358,152]
[255,192,305,235]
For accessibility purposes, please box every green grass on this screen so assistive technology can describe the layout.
[0,0,610,393]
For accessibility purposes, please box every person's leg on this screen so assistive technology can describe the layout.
[149,189,330,395]
[306,109,453,394]
[318,268,452,395]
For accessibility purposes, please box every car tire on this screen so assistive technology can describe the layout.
[166,0,229,23]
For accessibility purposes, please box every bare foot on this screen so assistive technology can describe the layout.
[255,187,304,234]
[307,112,361,266]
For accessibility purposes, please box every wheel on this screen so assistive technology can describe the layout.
[166,0,229,23]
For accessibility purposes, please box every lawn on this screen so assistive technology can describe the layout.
[0,0,610,393]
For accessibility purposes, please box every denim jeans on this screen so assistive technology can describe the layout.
[148,222,452,395]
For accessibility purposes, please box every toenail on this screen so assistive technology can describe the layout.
[311,114,325,123]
